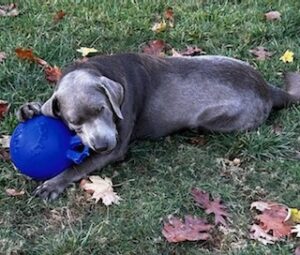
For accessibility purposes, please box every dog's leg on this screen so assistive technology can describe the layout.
[17,102,42,121]
[270,72,300,109]
[33,148,127,200]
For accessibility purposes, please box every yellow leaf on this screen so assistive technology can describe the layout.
[151,20,167,33]
[80,176,121,206]
[286,208,300,223]
[280,50,294,63]
[76,47,98,57]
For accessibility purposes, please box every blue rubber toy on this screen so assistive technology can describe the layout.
[10,115,90,181]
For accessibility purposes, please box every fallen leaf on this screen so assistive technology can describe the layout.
[44,66,62,84]
[249,46,273,60]
[295,246,300,255]
[191,188,230,227]
[162,215,212,243]
[171,48,182,57]
[189,136,207,146]
[250,224,277,245]
[291,224,300,237]
[180,46,204,56]
[15,48,61,84]
[80,176,121,206]
[164,7,174,27]
[76,47,98,57]
[53,10,66,23]
[0,52,6,63]
[280,50,294,63]
[0,148,10,161]
[0,100,10,119]
[250,201,292,244]
[141,40,168,56]
[265,11,281,21]
[272,123,283,135]
[0,3,19,17]
[6,188,25,197]
[0,135,11,148]
[256,213,292,238]
[151,20,167,33]
[287,208,300,224]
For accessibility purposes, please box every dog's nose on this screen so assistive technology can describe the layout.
[93,142,108,152]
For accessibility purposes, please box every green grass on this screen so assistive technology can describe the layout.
[1,0,300,254]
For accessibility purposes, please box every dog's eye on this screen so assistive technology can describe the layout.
[97,107,104,114]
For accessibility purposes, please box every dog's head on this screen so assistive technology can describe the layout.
[41,69,124,153]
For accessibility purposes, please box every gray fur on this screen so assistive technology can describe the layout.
[17,53,300,200]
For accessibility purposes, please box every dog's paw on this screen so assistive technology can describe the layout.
[17,102,42,122]
[33,179,67,200]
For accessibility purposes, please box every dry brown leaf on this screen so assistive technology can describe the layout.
[141,40,168,56]
[15,48,61,84]
[80,176,121,206]
[44,66,62,84]
[189,136,207,146]
[6,188,25,197]
[162,215,212,243]
[191,188,230,227]
[164,7,174,27]
[0,135,11,148]
[265,11,281,21]
[0,148,10,161]
[0,52,6,63]
[0,3,19,17]
[272,123,283,135]
[0,100,10,119]
[53,10,66,23]
[249,46,273,60]
[180,46,204,56]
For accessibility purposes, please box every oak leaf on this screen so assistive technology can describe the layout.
[162,215,212,243]
[80,176,121,206]
[191,188,230,227]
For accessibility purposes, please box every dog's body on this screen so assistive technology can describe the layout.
[18,53,300,200]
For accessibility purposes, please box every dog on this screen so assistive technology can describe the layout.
[18,53,300,200]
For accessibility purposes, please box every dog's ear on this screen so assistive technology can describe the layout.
[41,95,60,118]
[98,76,124,119]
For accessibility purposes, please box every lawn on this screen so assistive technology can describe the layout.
[1,0,300,254]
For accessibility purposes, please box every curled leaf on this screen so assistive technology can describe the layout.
[6,188,25,197]
[53,10,66,23]
[0,100,10,119]
[44,66,62,84]
[76,47,98,57]
[0,52,7,63]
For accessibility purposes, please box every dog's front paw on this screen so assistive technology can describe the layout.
[17,102,42,122]
[33,179,68,200]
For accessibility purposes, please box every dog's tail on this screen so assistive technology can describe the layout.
[269,72,300,109]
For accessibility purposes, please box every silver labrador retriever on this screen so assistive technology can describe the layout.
[18,53,300,200]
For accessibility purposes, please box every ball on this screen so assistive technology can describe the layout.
[10,115,89,181]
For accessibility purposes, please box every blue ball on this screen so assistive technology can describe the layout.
[10,115,89,181]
